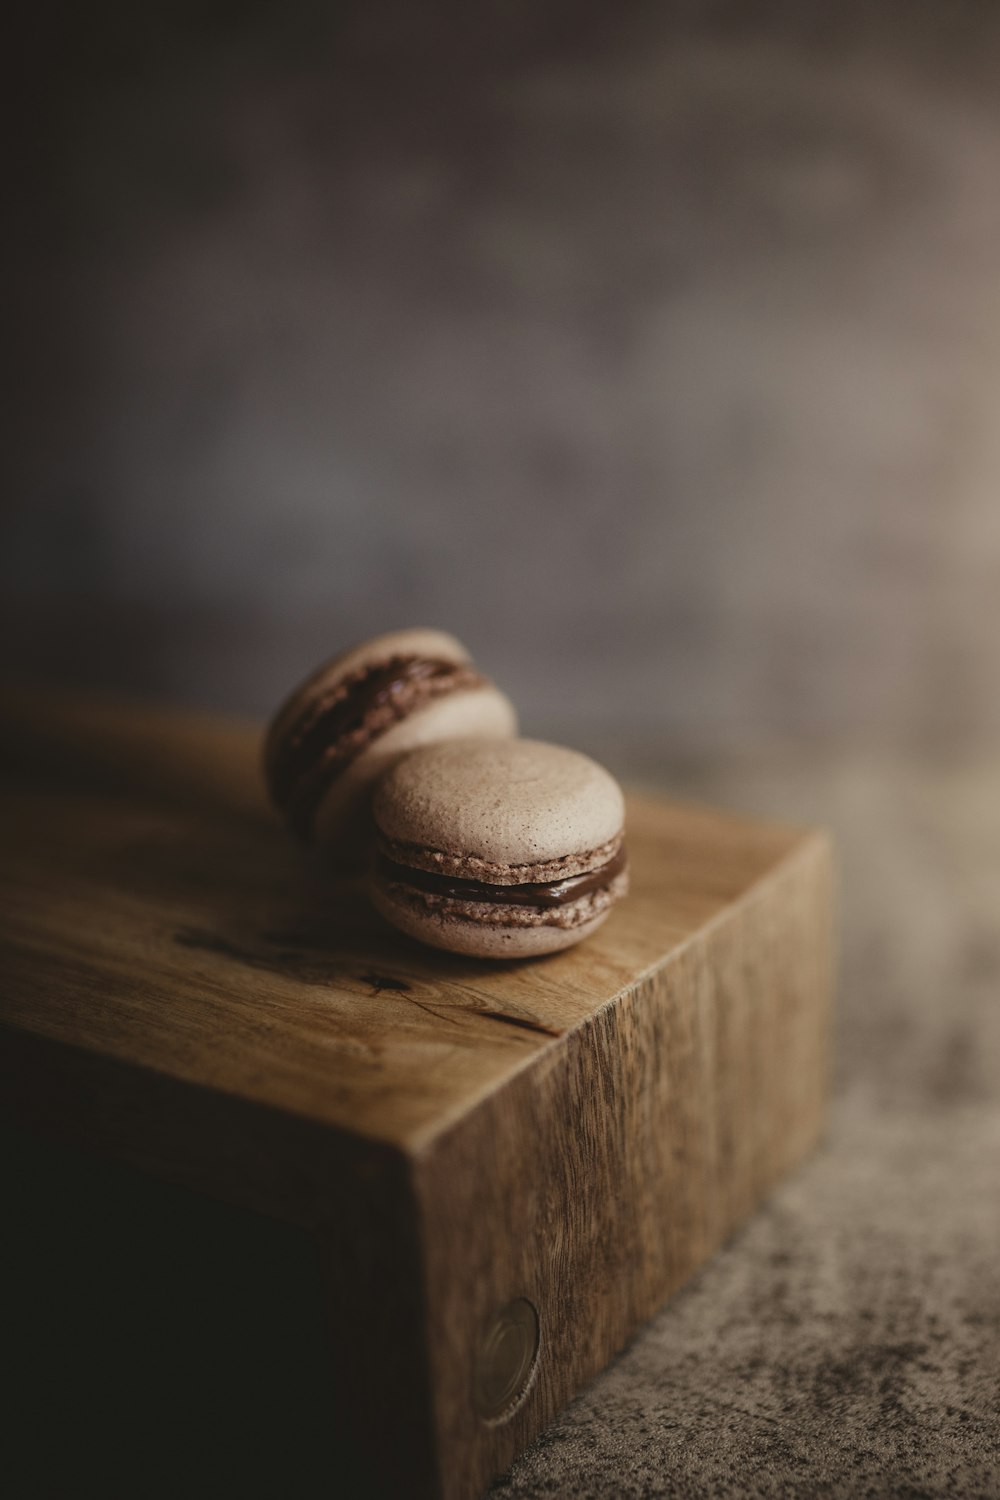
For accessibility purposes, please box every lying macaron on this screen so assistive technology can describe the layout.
[370,738,628,959]
[263,629,517,852]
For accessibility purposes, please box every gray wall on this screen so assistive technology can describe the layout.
[6,2,1000,747]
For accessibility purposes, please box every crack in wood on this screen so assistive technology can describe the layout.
[481,1010,563,1038]
[359,972,413,995]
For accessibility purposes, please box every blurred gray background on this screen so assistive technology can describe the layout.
[6,0,1000,749]
[4,4,1000,1497]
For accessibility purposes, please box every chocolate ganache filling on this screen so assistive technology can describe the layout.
[378,845,628,908]
[271,656,483,833]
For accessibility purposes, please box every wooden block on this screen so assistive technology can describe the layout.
[0,693,833,1500]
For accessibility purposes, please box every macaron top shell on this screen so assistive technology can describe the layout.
[264,627,473,768]
[373,738,625,882]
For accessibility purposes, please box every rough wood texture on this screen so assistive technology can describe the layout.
[0,693,833,1500]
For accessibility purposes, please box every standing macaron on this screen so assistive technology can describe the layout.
[264,629,517,854]
[370,739,629,958]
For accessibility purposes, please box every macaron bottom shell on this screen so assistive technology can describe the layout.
[370,871,627,959]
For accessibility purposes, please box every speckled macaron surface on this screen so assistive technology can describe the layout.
[370,738,629,958]
[263,629,517,853]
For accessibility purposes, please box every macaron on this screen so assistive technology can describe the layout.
[370,738,629,959]
[263,629,517,852]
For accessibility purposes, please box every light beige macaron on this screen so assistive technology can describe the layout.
[370,738,629,959]
[263,629,517,856]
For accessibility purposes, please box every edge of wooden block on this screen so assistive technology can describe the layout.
[408,829,834,1500]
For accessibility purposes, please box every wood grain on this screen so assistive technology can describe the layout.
[0,691,833,1498]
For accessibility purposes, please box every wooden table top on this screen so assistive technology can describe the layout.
[0,692,815,1159]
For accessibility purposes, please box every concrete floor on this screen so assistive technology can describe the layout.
[490,749,1000,1497]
